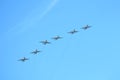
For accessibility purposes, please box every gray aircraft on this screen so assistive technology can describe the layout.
[31,49,41,54]
[52,36,62,40]
[40,40,51,45]
[68,29,78,34]
[81,25,91,30]
[18,57,29,62]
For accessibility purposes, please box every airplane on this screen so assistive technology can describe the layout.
[81,25,91,30]
[18,57,29,62]
[68,29,78,34]
[31,49,41,54]
[40,40,51,45]
[52,36,62,40]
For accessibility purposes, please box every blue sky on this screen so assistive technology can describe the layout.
[0,0,120,80]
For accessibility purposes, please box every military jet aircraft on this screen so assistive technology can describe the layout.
[31,49,41,54]
[68,29,78,34]
[18,57,29,62]
[81,25,91,30]
[52,36,62,40]
[40,40,51,45]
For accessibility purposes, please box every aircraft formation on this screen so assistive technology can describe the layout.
[18,25,91,62]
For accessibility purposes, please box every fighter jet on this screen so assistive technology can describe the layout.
[81,25,91,30]
[52,36,62,40]
[31,49,41,54]
[18,57,29,62]
[40,40,51,45]
[68,29,78,34]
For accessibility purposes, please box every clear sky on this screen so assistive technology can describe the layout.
[0,0,120,80]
